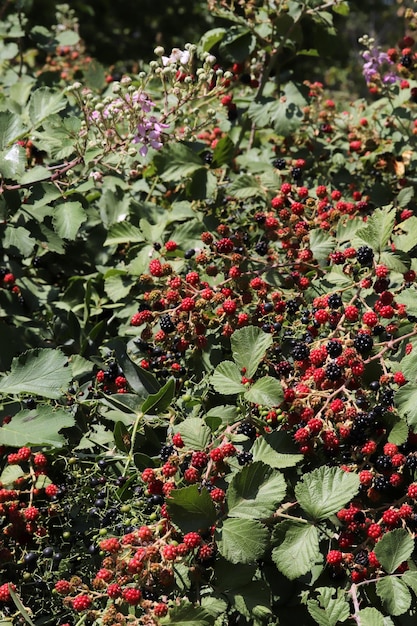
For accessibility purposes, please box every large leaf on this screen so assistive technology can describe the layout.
[176,417,211,451]
[227,461,286,519]
[211,361,246,395]
[105,222,144,245]
[28,87,67,127]
[0,144,26,179]
[244,376,283,406]
[307,588,350,626]
[52,201,87,240]
[0,349,72,399]
[309,229,336,267]
[154,143,203,182]
[0,111,26,149]
[354,206,395,252]
[395,383,417,430]
[0,406,75,448]
[166,485,217,533]
[357,608,387,626]
[272,521,320,580]
[141,377,175,414]
[217,518,269,564]
[374,529,414,573]
[252,437,303,468]
[231,325,273,379]
[160,602,214,626]
[294,466,359,520]
[376,577,412,616]
[3,225,36,256]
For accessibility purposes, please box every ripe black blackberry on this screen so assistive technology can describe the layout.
[160,444,176,462]
[159,314,175,334]
[326,340,343,358]
[184,249,195,259]
[356,245,374,268]
[273,158,286,170]
[328,293,342,309]
[255,240,268,256]
[325,361,342,381]
[373,475,390,491]
[353,333,373,355]
[354,550,369,566]
[237,451,253,465]
[237,422,256,440]
[275,360,293,377]
[401,54,413,68]
[291,341,310,360]
[380,388,394,406]
[291,167,303,181]
[406,454,417,469]
[375,454,392,471]
[286,299,300,315]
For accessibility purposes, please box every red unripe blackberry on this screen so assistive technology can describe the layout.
[326,550,343,565]
[184,467,200,483]
[216,238,234,254]
[211,487,226,502]
[165,240,177,251]
[122,587,142,605]
[54,580,71,595]
[162,544,178,560]
[172,433,184,448]
[191,451,208,468]
[407,483,417,499]
[183,532,202,549]
[223,299,237,315]
[107,583,122,598]
[24,506,40,521]
[149,259,163,276]
[72,595,92,611]
[99,537,121,553]
[180,297,195,312]
[344,305,359,321]
[367,523,382,539]
[362,311,378,327]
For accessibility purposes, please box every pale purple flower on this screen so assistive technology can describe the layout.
[133,116,169,157]
[161,48,190,67]
[362,48,398,86]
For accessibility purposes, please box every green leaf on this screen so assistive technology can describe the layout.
[395,383,417,430]
[141,377,175,414]
[307,588,350,626]
[83,59,106,90]
[113,421,131,452]
[393,216,417,252]
[395,288,417,317]
[244,376,283,406]
[160,601,214,626]
[52,201,87,240]
[211,135,235,168]
[374,529,414,573]
[0,464,25,486]
[217,518,269,564]
[218,26,256,63]
[272,521,320,580]
[105,222,144,245]
[104,271,133,301]
[354,206,395,252]
[28,88,67,127]
[227,461,286,519]
[0,406,75,448]
[20,165,50,184]
[294,466,360,520]
[0,144,26,179]
[376,576,412,616]
[388,418,409,445]
[397,186,414,207]
[309,229,336,267]
[8,587,35,626]
[252,437,303,468]
[231,325,273,379]
[357,608,386,626]
[3,225,35,256]
[154,143,203,182]
[0,111,25,149]
[231,579,272,621]
[167,485,217,533]
[402,571,417,594]
[0,349,72,399]
[198,27,227,53]
[211,361,246,395]
[228,174,264,199]
[176,417,211,451]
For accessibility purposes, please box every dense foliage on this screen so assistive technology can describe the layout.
[2,1,417,625]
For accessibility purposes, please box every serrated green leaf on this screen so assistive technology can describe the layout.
[0,144,26,179]
[294,466,359,520]
[402,571,417,594]
[394,216,417,252]
[272,521,320,579]
[176,417,211,451]
[52,201,87,240]
[396,288,417,316]
[397,186,414,207]
[357,608,387,626]
[113,420,130,452]
[198,27,227,53]
[379,250,410,273]
[154,143,203,182]
[160,601,214,626]
[217,518,269,564]
[0,406,75,448]
[20,166,50,184]
[231,579,272,621]
[227,461,286,519]
[104,271,133,301]
[395,383,417,430]
[28,87,67,127]
[0,349,72,399]
[228,174,264,199]
[374,528,414,573]
[388,418,409,445]
[231,325,273,379]
[141,377,175,414]
[211,361,246,395]
[244,376,283,406]
[252,437,303,468]
[218,25,256,63]
[307,589,350,626]
[3,225,35,256]
[309,229,336,267]
[105,222,144,245]
[376,576,412,616]
[167,485,217,533]
[211,135,235,168]
[0,111,25,149]
[0,464,25,486]
[355,206,395,252]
